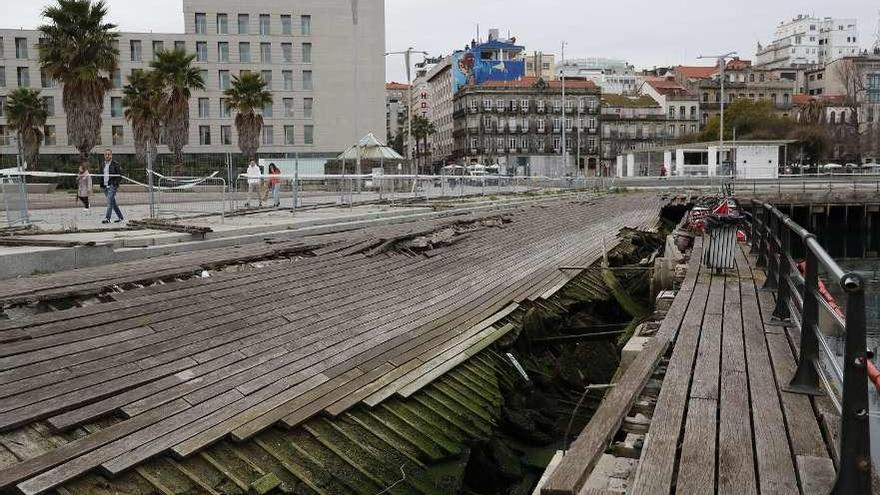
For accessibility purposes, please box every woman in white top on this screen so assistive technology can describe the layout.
[245,161,262,207]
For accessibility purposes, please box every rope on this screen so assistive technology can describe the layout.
[0,170,221,192]
[374,465,407,495]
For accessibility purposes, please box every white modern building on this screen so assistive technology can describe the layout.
[616,140,793,179]
[757,15,859,68]
[557,58,638,94]
[0,0,385,162]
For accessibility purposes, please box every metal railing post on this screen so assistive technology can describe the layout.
[771,221,792,320]
[830,272,872,495]
[762,212,779,290]
[784,244,823,395]
[749,203,761,255]
[756,205,768,268]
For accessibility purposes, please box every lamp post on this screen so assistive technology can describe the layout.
[386,48,429,177]
[560,41,568,178]
[698,51,736,174]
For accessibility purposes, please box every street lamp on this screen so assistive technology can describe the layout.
[560,41,568,179]
[698,51,736,174]
[385,48,429,177]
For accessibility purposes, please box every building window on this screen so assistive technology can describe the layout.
[40,70,55,88]
[219,70,230,90]
[45,96,54,117]
[262,125,274,144]
[195,13,207,34]
[44,125,56,145]
[0,97,5,118]
[0,37,4,58]
[110,96,122,117]
[238,14,249,34]
[199,125,211,145]
[239,42,251,63]
[302,43,312,64]
[219,98,231,117]
[199,70,208,89]
[260,42,271,63]
[283,98,294,117]
[198,97,209,118]
[281,15,292,35]
[130,40,142,61]
[218,42,229,62]
[196,42,207,62]
[261,70,272,88]
[282,70,293,90]
[303,124,314,144]
[301,15,311,35]
[112,69,122,88]
[668,106,675,118]
[259,14,271,35]
[867,74,880,103]
[282,43,292,63]
[216,13,228,34]
[783,93,790,105]
[0,126,7,146]
[173,40,185,52]
[303,98,313,118]
[15,67,29,87]
[15,38,28,59]
[690,106,696,118]
[109,125,123,145]
[302,70,313,90]
[262,101,273,117]
[220,125,232,145]
[0,67,5,88]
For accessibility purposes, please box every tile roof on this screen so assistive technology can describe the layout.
[674,66,718,79]
[643,78,694,97]
[386,82,411,90]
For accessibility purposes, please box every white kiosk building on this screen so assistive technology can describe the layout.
[616,140,794,179]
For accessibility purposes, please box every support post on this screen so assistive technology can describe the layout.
[830,273,872,495]
[771,220,792,321]
[762,212,779,290]
[784,244,824,395]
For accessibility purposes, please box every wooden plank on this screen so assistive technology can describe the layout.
[629,268,711,495]
[735,248,799,494]
[0,399,189,490]
[540,237,703,495]
[717,273,757,495]
[796,455,836,495]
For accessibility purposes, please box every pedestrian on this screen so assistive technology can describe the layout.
[267,163,281,207]
[245,160,262,207]
[100,149,124,224]
[77,163,92,210]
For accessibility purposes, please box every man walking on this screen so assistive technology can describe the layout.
[101,149,124,224]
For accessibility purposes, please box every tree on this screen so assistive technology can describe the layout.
[410,115,436,172]
[122,69,163,165]
[6,88,49,168]
[834,59,867,162]
[38,0,118,167]
[224,72,273,161]
[151,49,205,171]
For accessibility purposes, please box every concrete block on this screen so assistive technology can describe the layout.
[0,246,77,279]
[655,290,677,311]
[621,336,651,373]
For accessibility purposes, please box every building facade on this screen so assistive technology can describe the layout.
[638,78,700,139]
[385,82,409,143]
[756,14,859,68]
[558,58,638,94]
[524,52,556,80]
[0,0,385,162]
[600,94,670,172]
[452,77,602,177]
[426,57,454,167]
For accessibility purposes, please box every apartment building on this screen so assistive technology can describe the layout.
[756,14,859,68]
[452,77,602,177]
[0,0,385,162]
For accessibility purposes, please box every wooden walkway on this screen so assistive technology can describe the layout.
[0,194,661,495]
[543,238,838,494]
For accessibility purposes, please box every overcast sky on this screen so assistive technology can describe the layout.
[5,0,878,82]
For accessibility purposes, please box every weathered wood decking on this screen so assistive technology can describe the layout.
[543,237,838,494]
[0,194,662,495]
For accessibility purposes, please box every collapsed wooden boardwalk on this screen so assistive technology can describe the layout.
[543,238,838,494]
[0,194,661,494]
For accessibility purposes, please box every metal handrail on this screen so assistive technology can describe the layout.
[750,199,871,494]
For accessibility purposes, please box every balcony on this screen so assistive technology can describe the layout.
[587,127,597,134]
[468,106,478,114]
[537,107,546,113]
[521,106,530,113]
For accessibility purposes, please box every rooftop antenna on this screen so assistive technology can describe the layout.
[874,9,880,52]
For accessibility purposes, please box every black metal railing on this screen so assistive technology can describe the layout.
[751,199,872,494]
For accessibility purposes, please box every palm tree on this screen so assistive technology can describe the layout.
[410,115,436,173]
[151,49,205,171]
[122,69,163,165]
[224,73,273,161]
[38,0,118,167]
[6,88,49,168]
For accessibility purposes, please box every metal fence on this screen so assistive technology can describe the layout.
[1,177,29,228]
[751,200,872,494]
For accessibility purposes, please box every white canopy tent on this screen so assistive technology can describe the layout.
[337,133,404,161]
